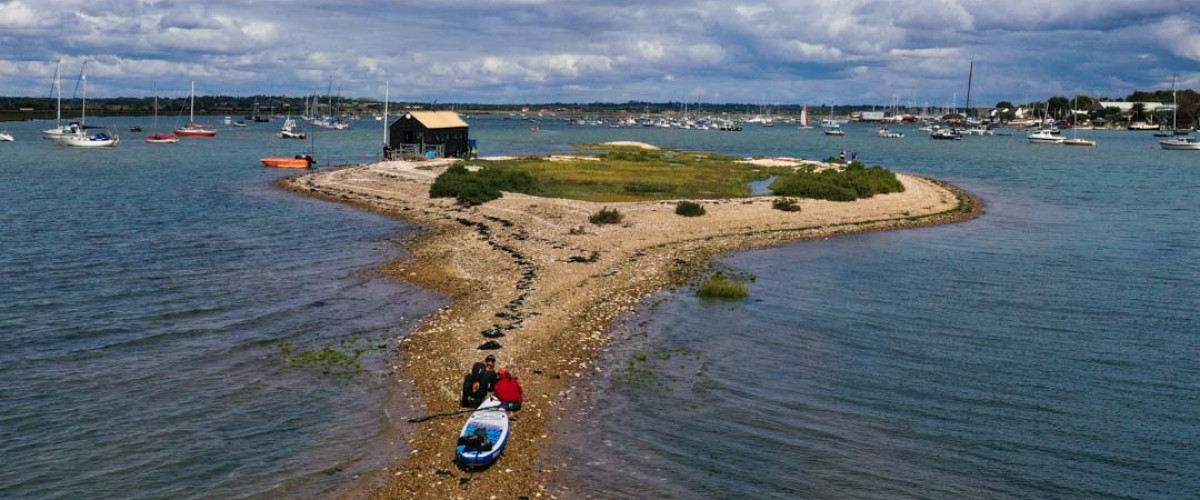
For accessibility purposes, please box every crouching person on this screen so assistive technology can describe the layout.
[495,367,524,412]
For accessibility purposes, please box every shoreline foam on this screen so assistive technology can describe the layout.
[279,155,980,499]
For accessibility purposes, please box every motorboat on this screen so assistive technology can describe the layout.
[0,130,13,142]
[930,128,962,140]
[1028,129,1065,144]
[876,126,904,138]
[824,127,846,136]
[279,118,306,139]
[260,153,316,168]
[1159,137,1200,150]
[1062,138,1096,147]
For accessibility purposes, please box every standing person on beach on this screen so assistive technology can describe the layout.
[494,367,524,412]
[839,149,846,162]
[851,151,858,163]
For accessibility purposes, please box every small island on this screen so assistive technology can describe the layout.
[281,142,979,498]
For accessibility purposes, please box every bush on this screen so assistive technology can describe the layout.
[675,200,707,217]
[430,164,538,206]
[589,207,624,225]
[696,272,749,299]
[769,164,904,201]
[772,198,802,212]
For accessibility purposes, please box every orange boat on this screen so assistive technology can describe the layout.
[260,154,315,169]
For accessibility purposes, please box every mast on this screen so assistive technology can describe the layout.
[80,61,88,126]
[383,81,389,150]
[53,60,62,126]
[964,60,974,120]
[1171,74,1178,131]
[189,81,195,123]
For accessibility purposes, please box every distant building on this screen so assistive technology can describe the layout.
[1098,101,1173,113]
[858,111,886,122]
[386,111,471,159]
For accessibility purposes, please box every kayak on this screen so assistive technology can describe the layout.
[455,395,509,468]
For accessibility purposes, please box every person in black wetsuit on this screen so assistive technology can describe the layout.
[461,354,501,408]
[460,362,487,408]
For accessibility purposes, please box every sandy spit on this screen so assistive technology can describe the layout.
[279,157,980,499]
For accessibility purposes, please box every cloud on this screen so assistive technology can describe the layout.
[0,1,58,29]
[0,0,1196,103]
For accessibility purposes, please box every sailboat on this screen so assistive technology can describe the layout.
[798,106,813,129]
[1160,75,1200,150]
[174,81,217,137]
[42,60,83,142]
[146,87,178,143]
[61,62,119,148]
[1062,96,1096,146]
[822,104,845,135]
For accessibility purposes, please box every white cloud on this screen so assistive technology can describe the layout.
[0,1,58,29]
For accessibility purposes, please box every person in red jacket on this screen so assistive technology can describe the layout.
[494,367,524,412]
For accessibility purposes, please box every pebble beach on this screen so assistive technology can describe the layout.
[280,145,979,499]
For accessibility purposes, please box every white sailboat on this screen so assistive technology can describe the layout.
[1159,75,1199,150]
[1062,97,1096,146]
[61,62,119,148]
[42,60,83,142]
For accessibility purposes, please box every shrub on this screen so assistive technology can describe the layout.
[430,164,538,206]
[769,164,904,201]
[772,198,802,212]
[675,200,707,217]
[589,207,624,225]
[696,272,749,299]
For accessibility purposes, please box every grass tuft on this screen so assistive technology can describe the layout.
[696,272,750,299]
[589,206,624,225]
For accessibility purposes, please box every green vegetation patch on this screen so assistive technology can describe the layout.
[769,162,905,202]
[696,272,750,299]
[675,200,707,217]
[588,206,624,225]
[278,341,367,376]
[772,197,802,212]
[453,145,779,203]
[429,163,538,206]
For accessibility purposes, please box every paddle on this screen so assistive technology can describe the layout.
[407,406,505,423]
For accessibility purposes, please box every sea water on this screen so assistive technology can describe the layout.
[0,118,442,499]
[533,124,1200,499]
[3,116,1197,498]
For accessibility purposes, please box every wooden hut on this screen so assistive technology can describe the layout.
[386,111,471,159]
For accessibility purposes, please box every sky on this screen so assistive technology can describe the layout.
[2,0,1198,106]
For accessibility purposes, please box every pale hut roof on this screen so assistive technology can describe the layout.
[403,111,469,129]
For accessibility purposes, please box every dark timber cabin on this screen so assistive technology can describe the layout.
[385,111,472,159]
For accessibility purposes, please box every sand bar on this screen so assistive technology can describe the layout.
[280,154,978,499]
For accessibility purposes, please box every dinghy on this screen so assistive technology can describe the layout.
[454,396,510,468]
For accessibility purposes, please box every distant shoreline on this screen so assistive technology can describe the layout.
[280,152,980,498]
